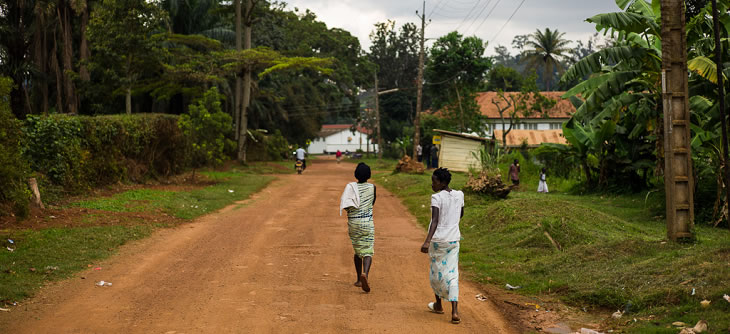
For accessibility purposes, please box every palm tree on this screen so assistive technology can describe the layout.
[522,28,571,91]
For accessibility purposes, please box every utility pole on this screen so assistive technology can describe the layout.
[661,0,694,240]
[374,74,383,159]
[712,0,730,229]
[414,1,426,159]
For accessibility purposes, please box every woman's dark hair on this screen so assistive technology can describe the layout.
[433,167,452,185]
[541,167,547,174]
[514,159,519,164]
[355,162,371,182]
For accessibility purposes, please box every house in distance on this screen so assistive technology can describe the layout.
[307,124,378,154]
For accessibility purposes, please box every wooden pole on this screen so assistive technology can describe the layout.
[375,73,383,159]
[661,0,694,240]
[413,1,426,159]
[712,0,730,229]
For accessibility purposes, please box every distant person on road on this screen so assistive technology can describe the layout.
[417,144,423,162]
[339,163,377,293]
[336,149,342,164]
[430,145,439,169]
[295,147,307,170]
[537,167,549,193]
[509,159,520,185]
[421,167,463,324]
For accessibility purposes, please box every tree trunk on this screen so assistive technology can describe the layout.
[234,0,242,141]
[582,160,593,185]
[126,86,132,115]
[58,3,77,114]
[33,6,49,115]
[79,5,90,82]
[237,0,253,162]
[52,29,64,113]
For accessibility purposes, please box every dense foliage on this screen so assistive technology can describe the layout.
[0,77,31,217]
[178,87,233,169]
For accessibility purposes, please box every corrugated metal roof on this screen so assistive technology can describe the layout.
[477,92,575,119]
[493,129,567,147]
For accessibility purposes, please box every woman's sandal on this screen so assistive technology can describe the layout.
[360,273,370,293]
[427,302,444,314]
[451,316,461,324]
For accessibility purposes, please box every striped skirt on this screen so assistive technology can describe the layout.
[348,215,374,258]
[429,241,459,302]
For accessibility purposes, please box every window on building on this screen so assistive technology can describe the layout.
[523,123,537,130]
[549,122,563,130]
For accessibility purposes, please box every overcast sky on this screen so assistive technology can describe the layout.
[281,0,621,55]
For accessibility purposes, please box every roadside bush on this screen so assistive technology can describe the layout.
[265,130,291,160]
[23,113,187,192]
[178,87,232,169]
[0,77,31,217]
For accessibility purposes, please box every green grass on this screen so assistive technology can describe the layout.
[70,171,274,219]
[0,225,155,302]
[345,157,399,172]
[375,171,730,333]
[1,170,275,304]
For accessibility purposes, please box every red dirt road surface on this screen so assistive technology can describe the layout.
[1,160,519,333]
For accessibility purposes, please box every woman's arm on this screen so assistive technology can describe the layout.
[421,207,440,253]
[372,185,377,206]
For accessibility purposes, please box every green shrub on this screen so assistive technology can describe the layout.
[0,77,31,217]
[178,87,232,169]
[265,130,291,160]
[22,113,187,193]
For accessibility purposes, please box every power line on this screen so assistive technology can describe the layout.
[489,0,526,42]
[465,0,502,36]
[454,0,489,32]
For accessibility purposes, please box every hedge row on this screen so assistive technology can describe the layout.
[1,113,188,217]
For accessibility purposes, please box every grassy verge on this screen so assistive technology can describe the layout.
[0,169,274,304]
[375,171,730,333]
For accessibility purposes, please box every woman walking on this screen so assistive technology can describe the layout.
[421,168,464,324]
[340,163,376,292]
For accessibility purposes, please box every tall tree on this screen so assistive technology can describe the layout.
[0,0,35,118]
[87,0,167,114]
[522,28,571,91]
[425,31,492,133]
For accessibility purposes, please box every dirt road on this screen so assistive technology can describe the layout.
[1,160,519,333]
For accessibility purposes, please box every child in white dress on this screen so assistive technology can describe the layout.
[537,167,549,193]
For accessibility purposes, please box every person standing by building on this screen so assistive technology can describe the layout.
[509,159,520,185]
[537,167,549,193]
[430,145,439,169]
[417,144,423,162]
[336,149,342,164]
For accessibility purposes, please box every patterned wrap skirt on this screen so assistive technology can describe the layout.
[348,215,374,258]
[429,241,459,301]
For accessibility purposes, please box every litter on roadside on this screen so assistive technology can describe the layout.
[672,321,687,327]
[579,328,604,334]
[475,294,488,301]
[93,267,102,271]
[228,189,234,193]
[525,302,540,310]
[505,283,521,290]
[723,294,729,303]
[6,247,14,252]
[691,288,696,295]
[700,299,710,308]
[95,281,112,287]
[0,308,10,312]
[45,266,58,271]
[7,239,13,244]
[611,310,623,319]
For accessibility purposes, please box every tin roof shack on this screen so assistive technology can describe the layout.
[434,129,495,172]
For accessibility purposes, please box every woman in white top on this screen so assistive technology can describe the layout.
[537,167,549,193]
[420,168,464,324]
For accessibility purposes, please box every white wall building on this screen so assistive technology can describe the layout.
[307,124,378,154]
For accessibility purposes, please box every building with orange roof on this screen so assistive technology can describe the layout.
[476,91,575,137]
[307,124,378,154]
